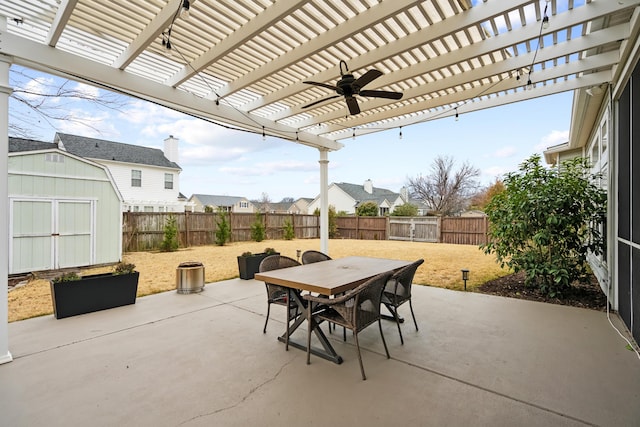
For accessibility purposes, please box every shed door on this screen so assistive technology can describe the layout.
[10,199,95,274]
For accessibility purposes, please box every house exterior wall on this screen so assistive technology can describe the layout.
[308,185,358,214]
[8,151,122,273]
[189,195,255,213]
[96,159,183,212]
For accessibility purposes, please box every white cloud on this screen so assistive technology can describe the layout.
[535,129,569,151]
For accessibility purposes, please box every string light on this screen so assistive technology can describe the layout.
[399,126,403,140]
[352,128,356,140]
[262,126,266,141]
[181,0,190,19]
[455,108,459,121]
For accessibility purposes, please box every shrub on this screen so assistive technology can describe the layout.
[283,219,295,240]
[250,213,266,242]
[114,262,136,275]
[481,155,606,297]
[264,247,277,255]
[215,210,231,246]
[356,201,378,216]
[160,215,179,252]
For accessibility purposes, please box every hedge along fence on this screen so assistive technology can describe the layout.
[122,212,488,252]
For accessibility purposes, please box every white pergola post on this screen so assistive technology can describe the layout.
[319,149,329,255]
[0,49,13,364]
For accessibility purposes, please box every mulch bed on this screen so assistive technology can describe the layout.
[477,270,608,311]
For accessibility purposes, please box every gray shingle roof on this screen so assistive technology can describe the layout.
[191,194,247,207]
[55,133,180,170]
[8,137,57,153]
[334,182,399,205]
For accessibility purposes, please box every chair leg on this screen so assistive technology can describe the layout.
[306,304,312,365]
[389,303,404,345]
[378,319,390,359]
[263,302,271,333]
[354,332,366,380]
[409,299,419,331]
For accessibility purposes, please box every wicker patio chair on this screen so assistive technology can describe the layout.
[301,250,332,264]
[303,270,393,380]
[381,259,424,345]
[259,255,302,350]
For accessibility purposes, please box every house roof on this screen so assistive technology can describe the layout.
[8,137,57,153]
[2,1,635,150]
[334,182,400,206]
[54,133,181,170]
[190,194,248,207]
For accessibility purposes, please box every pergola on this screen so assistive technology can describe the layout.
[1,0,639,363]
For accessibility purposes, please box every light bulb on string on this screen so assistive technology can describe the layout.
[455,108,459,122]
[352,128,356,140]
[181,0,190,19]
[262,126,266,141]
[399,126,403,140]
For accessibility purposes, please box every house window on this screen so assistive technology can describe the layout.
[164,173,174,189]
[379,207,389,216]
[240,201,248,208]
[131,170,142,187]
[133,206,140,212]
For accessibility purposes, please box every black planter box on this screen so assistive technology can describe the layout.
[237,253,279,280]
[50,272,139,319]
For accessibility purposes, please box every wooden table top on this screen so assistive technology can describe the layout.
[254,256,411,296]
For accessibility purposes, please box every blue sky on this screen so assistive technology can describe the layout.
[9,65,571,202]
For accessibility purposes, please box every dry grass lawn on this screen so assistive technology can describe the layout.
[8,239,510,322]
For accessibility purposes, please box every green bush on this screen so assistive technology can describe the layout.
[356,201,378,216]
[215,210,231,246]
[481,155,606,297]
[160,215,179,252]
[250,213,266,242]
[283,219,295,240]
[391,203,418,216]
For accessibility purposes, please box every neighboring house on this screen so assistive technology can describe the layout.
[290,198,313,214]
[307,180,406,215]
[188,194,255,213]
[8,137,123,274]
[54,133,185,213]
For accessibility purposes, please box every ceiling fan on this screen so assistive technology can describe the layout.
[302,60,403,115]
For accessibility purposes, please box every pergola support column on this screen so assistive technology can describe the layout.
[319,149,329,255]
[0,48,14,364]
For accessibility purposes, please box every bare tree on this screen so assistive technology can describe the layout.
[9,67,128,138]
[408,156,480,216]
[257,192,272,213]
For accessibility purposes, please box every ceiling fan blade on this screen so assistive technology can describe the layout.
[302,95,341,109]
[354,69,383,88]
[303,81,338,91]
[359,90,403,100]
[346,96,360,115]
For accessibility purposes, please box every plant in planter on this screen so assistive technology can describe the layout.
[50,262,140,319]
[237,247,280,280]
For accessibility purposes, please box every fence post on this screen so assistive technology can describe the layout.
[437,216,442,243]
[184,211,190,247]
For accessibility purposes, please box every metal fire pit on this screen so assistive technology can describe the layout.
[176,262,204,294]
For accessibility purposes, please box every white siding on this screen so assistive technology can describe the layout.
[308,184,358,214]
[97,160,184,212]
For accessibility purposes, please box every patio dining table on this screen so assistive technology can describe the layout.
[254,256,411,364]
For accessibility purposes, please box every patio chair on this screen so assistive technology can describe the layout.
[259,255,302,350]
[303,270,393,380]
[381,259,424,345]
[301,250,342,335]
[301,250,332,264]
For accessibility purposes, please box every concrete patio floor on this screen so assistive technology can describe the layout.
[1,278,639,427]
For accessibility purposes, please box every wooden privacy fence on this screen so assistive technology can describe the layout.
[122,212,489,252]
[122,212,320,252]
